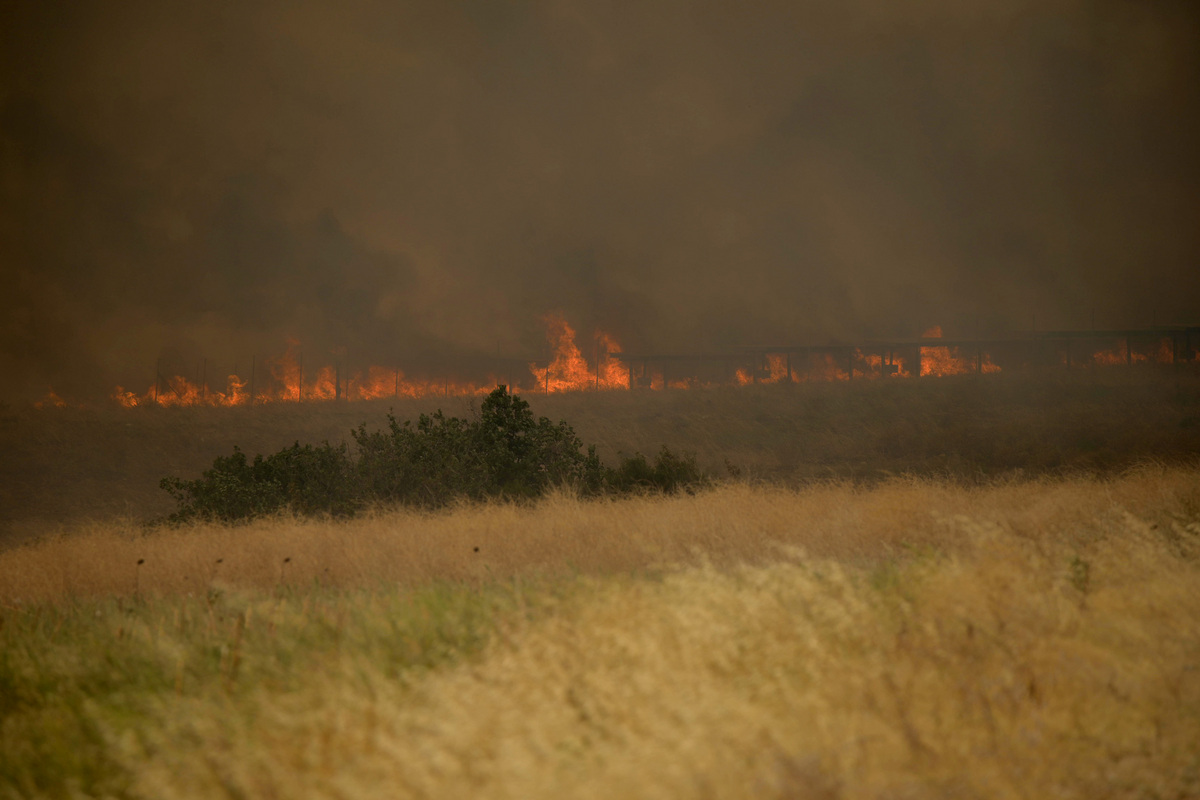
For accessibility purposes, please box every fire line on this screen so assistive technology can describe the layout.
[31,320,1200,409]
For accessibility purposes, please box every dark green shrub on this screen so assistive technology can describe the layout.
[352,387,607,506]
[353,409,483,507]
[266,441,359,517]
[475,387,607,498]
[160,386,705,523]
[160,447,282,523]
[607,446,707,495]
[160,441,356,523]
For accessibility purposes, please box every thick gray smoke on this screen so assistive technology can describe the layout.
[2,0,1198,399]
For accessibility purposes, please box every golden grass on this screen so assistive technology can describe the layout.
[115,474,1200,796]
[3,469,1199,798]
[2,465,1196,604]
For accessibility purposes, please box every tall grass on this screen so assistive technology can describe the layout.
[2,467,1199,798]
[3,465,1196,603]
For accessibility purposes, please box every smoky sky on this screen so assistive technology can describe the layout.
[2,0,1198,398]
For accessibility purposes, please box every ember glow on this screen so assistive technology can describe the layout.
[1092,338,1174,367]
[919,326,1001,377]
[33,390,68,410]
[738,349,909,385]
[858,351,909,379]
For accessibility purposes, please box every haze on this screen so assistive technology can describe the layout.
[2,0,1198,400]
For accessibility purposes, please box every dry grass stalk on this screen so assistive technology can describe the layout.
[2,465,1196,604]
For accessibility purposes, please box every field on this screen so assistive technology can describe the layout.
[4,367,1200,542]
[2,368,1200,798]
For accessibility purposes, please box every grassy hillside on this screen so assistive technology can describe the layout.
[2,469,1198,799]
[3,366,1200,545]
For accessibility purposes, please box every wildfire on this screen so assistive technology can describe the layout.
[857,351,909,378]
[919,326,1000,377]
[91,314,630,409]
[35,319,1190,410]
[527,314,630,393]
[113,374,249,408]
[1091,337,1173,367]
[739,350,909,384]
[34,390,68,409]
[111,357,499,409]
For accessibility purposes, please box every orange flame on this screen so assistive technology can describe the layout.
[857,351,910,378]
[810,353,849,382]
[528,314,630,393]
[52,320,1191,411]
[741,350,911,384]
[919,326,1000,377]
[91,316,634,408]
[1092,337,1174,366]
[112,373,250,408]
[34,390,68,409]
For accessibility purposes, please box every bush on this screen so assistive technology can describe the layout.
[351,387,606,506]
[160,441,357,523]
[161,386,701,522]
[607,447,708,495]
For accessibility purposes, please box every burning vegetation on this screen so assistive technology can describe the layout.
[31,316,1199,410]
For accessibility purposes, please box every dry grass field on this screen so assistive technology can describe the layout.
[2,368,1199,798]
[2,468,1199,798]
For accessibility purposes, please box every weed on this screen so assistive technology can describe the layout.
[1070,554,1091,594]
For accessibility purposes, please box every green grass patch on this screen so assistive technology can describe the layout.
[0,576,580,799]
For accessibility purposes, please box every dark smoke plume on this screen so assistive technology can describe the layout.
[2,0,1198,399]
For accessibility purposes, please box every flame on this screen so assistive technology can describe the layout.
[741,350,910,384]
[34,390,68,409]
[919,326,1000,377]
[45,319,1189,411]
[809,353,849,382]
[737,354,790,385]
[528,313,630,393]
[765,354,789,383]
[1092,342,1128,367]
[1092,337,1174,366]
[112,373,250,408]
[857,351,909,378]
[91,314,634,406]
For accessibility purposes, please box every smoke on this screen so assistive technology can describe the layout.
[2,0,1198,398]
